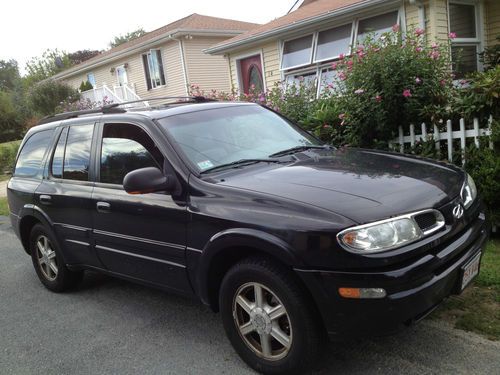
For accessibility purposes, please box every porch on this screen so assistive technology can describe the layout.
[80,83,149,107]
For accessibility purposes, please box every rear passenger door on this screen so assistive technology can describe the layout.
[34,120,102,267]
[91,121,191,293]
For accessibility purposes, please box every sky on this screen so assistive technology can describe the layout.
[0,0,296,74]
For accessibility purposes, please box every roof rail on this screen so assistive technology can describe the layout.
[115,95,216,108]
[37,104,125,125]
[37,96,215,125]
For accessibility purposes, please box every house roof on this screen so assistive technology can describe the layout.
[52,13,259,79]
[206,0,393,54]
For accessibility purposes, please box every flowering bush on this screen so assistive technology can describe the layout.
[324,27,454,147]
[56,96,114,113]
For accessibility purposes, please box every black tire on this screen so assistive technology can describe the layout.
[29,223,83,292]
[219,257,324,375]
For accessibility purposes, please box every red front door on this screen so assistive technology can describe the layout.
[239,55,264,94]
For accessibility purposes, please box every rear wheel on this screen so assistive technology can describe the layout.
[30,224,83,292]
[219,257,324,374]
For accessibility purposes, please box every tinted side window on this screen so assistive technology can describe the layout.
[14,129,54,178]
[63,124,94,181]
[51,127,68,178]
[100,123,163,185]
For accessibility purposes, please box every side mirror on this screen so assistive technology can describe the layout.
[123,167,176,194]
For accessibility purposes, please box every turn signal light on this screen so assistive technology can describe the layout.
[339,287,386,299]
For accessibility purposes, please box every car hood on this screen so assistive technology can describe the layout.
[217,148,464,224]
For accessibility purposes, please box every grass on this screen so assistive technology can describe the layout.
[0,197,8,216]
[432,238,500,340]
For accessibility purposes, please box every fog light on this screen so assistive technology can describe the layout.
[339,287,386,299]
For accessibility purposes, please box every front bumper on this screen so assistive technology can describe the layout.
[295,207,490,339]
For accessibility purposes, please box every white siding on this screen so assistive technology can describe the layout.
[183,36,232,92]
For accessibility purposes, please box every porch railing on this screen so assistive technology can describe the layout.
[80,84,149,107]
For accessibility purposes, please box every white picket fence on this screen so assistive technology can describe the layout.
[389,116,493,164]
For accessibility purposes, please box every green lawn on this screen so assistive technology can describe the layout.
[0,197,8,216]
[432,239,500,340]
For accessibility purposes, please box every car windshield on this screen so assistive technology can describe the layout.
[158,105,321,172]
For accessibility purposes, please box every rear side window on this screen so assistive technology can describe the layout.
[100,123,163,184]
[14,129,54,178]
[50,124,94,181]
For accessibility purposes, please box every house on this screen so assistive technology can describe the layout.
[52,14,259,103]
[205,0,500,96]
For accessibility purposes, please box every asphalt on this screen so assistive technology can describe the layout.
[0,216,499,375]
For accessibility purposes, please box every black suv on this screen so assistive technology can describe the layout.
[7,98,489,374]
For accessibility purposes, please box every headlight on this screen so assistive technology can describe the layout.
[337,209,444,253]
[461,173,477,209]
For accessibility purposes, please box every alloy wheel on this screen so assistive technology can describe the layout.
[35,235,58,281]
[233,282,292,361]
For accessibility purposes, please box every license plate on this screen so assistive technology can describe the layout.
[461,252,481,291]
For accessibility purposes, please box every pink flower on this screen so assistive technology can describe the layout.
[357,51,365,59]
[354,88,365,95]
[459,79,468,85]
[339,72,347,81]
[338,113,345,120]
[429,50,440,60]
[339,53,345,60]
[415,47,423,53]
[374,95,382,102]
[392,24,400,32]
[431,42,438,49]
[415,28,425,36]
[327,83,334,89]
[449,32,457,39]
[440,79,446,86]
[331,62,338,70]
[403,89,412,98]
[357,45,364,52]
[415,77,422,84]
[347,60,353,68]
[323,124,331,129]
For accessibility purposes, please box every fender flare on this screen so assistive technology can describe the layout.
[17,204,54,253]
[196,228,302,306]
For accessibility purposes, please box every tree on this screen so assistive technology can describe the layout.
[68,49,101,65]
[28,80,79,116]
[0,60,20,91]
[25,49,72,84]
[109,28,146,48]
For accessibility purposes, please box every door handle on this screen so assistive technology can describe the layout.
[39,195,52,205]
[96,201,111,213]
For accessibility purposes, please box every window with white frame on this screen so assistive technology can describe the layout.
[449,1,482,78]
[314,24,352,62]
[281,35,314,69]
[86,73,96,87]
[281,9,401,97]
[142,49,166,90]
[357,11,399,43]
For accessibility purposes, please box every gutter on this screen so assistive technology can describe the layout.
[205,0,399,54]
[52,29,248,80]
[169,35,190,95]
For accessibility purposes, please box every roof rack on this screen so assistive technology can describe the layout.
[37,96,215,125]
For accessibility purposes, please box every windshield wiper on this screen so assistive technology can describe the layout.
[200,158,282,174]
[269,145,330,158]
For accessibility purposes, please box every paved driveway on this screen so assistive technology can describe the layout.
[0,217,499,374]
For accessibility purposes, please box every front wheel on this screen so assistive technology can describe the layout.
[219,257,324,374]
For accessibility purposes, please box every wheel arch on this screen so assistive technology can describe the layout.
[18,204,54,254]
[196,228,303,312]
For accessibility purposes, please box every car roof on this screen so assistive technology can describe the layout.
[31,101,258,133]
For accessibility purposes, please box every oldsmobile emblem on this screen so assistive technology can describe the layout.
[452,204,464,219]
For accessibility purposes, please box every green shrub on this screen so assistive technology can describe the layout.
[28,80,79,116]
[0,91,25,142]
[0,140,21,173]
[79,80,93,92]
[463,142,500,224]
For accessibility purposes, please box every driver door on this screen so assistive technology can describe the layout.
[91,121,191,293]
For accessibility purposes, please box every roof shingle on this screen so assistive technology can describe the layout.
[208,0,369,52]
